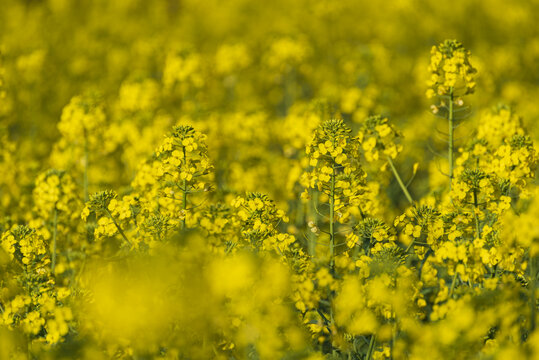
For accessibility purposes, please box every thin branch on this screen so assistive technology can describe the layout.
[387,156,414,204]
[105,209,131,246]
[427,142,447,159]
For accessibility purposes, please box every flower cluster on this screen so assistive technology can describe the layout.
[32,169,79,219]
[163,48,204,92]
[347,218,397,256]
[302,119,366,222]
[81,190,133,246]
[426,39,477,98]
[118,77,160,113]
[57,92,106,147]
[0,222,74,345]
[358,115,402,164]
[395,205,444,247]
[1,290,73,345]
[231,192,294,252]
[1,225,48,267]
[151,125,213,226]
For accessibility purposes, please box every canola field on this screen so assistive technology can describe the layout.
[1,0,539,359]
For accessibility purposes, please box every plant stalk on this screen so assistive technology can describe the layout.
[105,209,131,246]
[448,88,454,195]
[309,191,319,257]
[387,155,413,204]
[83,134,89,202]
[473,189,481,238]
[329,165,335,272]
[329,165,336,353]
[182,146,187,230]
[449,269,458,298]
[366,334,377,360]
[51,208,58,273]
[531,257,537,332]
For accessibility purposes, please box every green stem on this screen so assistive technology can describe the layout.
[182,146,187,230]
[329,165,335,272]
[329,165,336,353]
[366,334,376,360]
[391,321,397,360]
[83,134,89,202]
[51,208,58,274]
[449,269,458,298]
[105,209,131,246]
[27,335,31,359]
[309,191,319,257]
[405,238,416,253]
[448,88,454,196]
[358,204,365,220]
[296,198,304,228]
[531,257,536,332]
[387,155,413,204]
[473,189,481,238]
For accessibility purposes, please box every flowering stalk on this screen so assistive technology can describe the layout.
[302,118,365,353]
[427,40,476,196]
[152,125,213,230]
[33,169,79,273]
[58,93,106,202]
[358,115,410,203]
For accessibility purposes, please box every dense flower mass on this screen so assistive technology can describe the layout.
[0,0,538,359]
[426,40,477,98]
